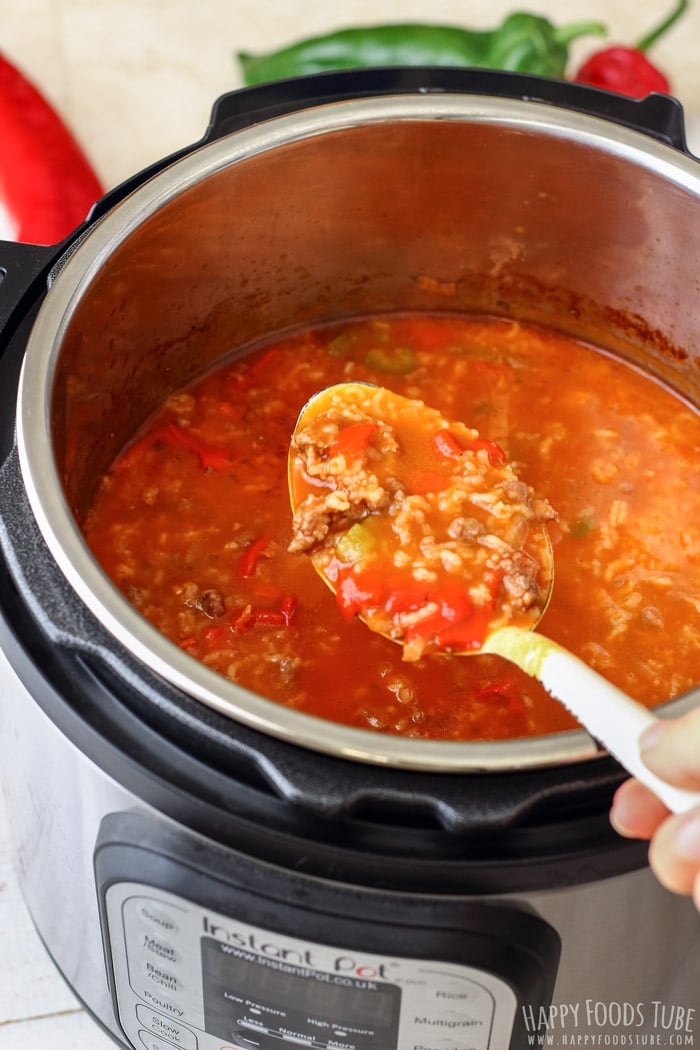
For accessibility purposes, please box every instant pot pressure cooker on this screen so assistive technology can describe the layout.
[0,69,699,1050]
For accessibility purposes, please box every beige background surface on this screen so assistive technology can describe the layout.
[1,0,699,190]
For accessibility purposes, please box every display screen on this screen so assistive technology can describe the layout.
[202,936,401,1050]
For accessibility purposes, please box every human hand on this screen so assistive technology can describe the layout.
[610,706,700,910]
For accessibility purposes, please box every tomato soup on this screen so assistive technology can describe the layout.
[84,316,700,741]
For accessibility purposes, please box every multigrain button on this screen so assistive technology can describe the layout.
[135,1005,198,1049]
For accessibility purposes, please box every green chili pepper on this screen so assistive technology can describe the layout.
[238,14,607,86]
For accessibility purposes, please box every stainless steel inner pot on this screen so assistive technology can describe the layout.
[16,90,700,772]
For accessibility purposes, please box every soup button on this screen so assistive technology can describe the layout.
[135,1005,197,1049]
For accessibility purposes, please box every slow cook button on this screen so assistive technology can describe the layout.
[138,1029,195,1050]
[135,1005,198,1049]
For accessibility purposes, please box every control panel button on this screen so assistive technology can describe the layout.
[137,901,182,937]
[142,959,182,995]
[137,988,188,1021]
[139,1029,191,1050]
[141,933,180,965]
[135,1005,198,1049]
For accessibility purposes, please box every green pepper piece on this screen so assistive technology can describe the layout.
[336,522,375,564]
[569,510,596,537]
[365,345,416,374]
[237,15,606,86]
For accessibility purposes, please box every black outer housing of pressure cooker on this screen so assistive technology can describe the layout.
[3,67,689,887]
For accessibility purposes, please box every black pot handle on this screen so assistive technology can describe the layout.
[203,67,689,154]
[0,239,57,352]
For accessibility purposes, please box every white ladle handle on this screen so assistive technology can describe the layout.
[484,627,700,815]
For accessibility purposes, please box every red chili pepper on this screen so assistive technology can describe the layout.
[573,0,687,98]
[0,52,104,244]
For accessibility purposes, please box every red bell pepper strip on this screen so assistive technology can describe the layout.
[249,592,298,627]
[239,536,273,578]
[334,565,387,620]
[0,52,104,244]
[407,470,451,495]
[115,422,232,472]
[433,427,506,467]
[384,575,493,653]
[163,423,232,470]
[475,676,527,716]
[573,0,687,98]
[329,421,379,460]
[233,592,298,632]
[433,428,463,459]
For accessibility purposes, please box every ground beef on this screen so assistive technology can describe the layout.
[288,410,400,553]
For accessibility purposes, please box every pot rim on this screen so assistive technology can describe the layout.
[16,91,700,772]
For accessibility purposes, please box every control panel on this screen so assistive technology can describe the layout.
[104,882,517,1050]
[94,812,560,1050]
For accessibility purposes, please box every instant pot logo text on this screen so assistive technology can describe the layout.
[522,1000,695,1046]
[201,916,391,979]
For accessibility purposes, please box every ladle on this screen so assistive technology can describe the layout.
[289,383,700,815]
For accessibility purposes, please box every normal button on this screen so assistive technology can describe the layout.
[136,1005,198,1049]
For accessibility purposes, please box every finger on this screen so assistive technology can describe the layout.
[639,707,700,789]
[610,778,670,839]
[648,807,700,896]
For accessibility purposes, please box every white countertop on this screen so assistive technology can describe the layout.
[1,1,700,1046]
